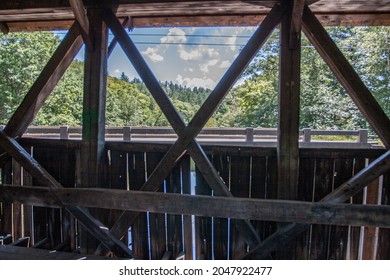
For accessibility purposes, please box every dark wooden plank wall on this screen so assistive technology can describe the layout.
[1,141,389,260]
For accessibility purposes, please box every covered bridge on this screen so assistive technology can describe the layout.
[0,0,390,260]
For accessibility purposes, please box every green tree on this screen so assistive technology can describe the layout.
[0,32,60,124]
[35,61,84,125]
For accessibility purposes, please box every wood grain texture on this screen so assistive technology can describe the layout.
[3,185,390,228]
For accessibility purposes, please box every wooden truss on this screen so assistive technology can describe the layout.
[0,0,389,259]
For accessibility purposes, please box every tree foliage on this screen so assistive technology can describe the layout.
[0,27,388,133]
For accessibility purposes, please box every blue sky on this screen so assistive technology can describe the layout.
[72,26,257,89]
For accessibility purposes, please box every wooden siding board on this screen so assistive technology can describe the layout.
[212,155,230,260]
[146,152,166,260]
[327,158,354,259]
[0,160,12,239]
[348,157,366,259]
[230,155,251,259]
[165,159,184,258]
[377,171,390,259]
[195,164,212,259]
[250,156,267,245]
[128,152,149,259]
[295,157,316,259]
[309,158,334,259]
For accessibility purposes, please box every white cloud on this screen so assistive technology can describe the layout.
[161,27,187,43]
[176,75,216,89]
[113,69,121,74]
[179,47,202,60]
[178,45,220,62]
[200,59,219,74]
[207,48,219,58]
[219,60,231,68]
[142,47,164,62]
[226,36,238,51]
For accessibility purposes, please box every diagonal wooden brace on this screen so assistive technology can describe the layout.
[302,5,390,148]
[0,130,133,258]
[99,4,282,255]
[241,150,390,259]
[69,0,93,51]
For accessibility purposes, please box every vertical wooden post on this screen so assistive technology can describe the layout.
[303,128,311,143]
[123,126,131,141]
[277,0,300,200]
[60,126,69,140]
[245,128,254,142]
[358,129,368,144]
[79,6,109,254]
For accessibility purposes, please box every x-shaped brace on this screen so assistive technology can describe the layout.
[95,4,283,256]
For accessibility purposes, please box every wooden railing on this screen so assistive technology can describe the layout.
[0,125,372,146]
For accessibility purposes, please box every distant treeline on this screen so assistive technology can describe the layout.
[0,26,388,131]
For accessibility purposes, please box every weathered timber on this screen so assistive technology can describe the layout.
[194,163,212,259]
[17,138,386,159]
[80,7,108,190]
[302,5,390,148]
[2,185,390,229]
[146,152,168,260]
[0,245,115,260]
[69,0,92,51]
[0,130,132,257]
[0,0,390,30]
[79,6,109,254]
[230,156,252,259]
[0,21,9,34]
[181,156,193,260]
[99,5,281,253]
[290,0,305,48]
[278,0,300,201]
[108,16,130,57]
[242,149,390,259]
[11,160,22,241]
[128,152,149,259]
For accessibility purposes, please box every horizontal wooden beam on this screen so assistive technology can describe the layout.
[1,184,390,229]
[14,137,386,159]
[3,14,390,32]
[0,245,115,260]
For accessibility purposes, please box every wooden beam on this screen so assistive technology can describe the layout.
[79,7,109,254]
[242,149,390,259]
[107,16,130,57]
[0,245,115,260]
[0,21,9,34]
[69,0,93,51]
[290,0,305,48]
[0,130,132,258]
[101,4,281,254]
[302,5,390,148]
[3,23,82,139]
[2,184,390,229]
[278,0,300,200]
[80,8,108,189]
